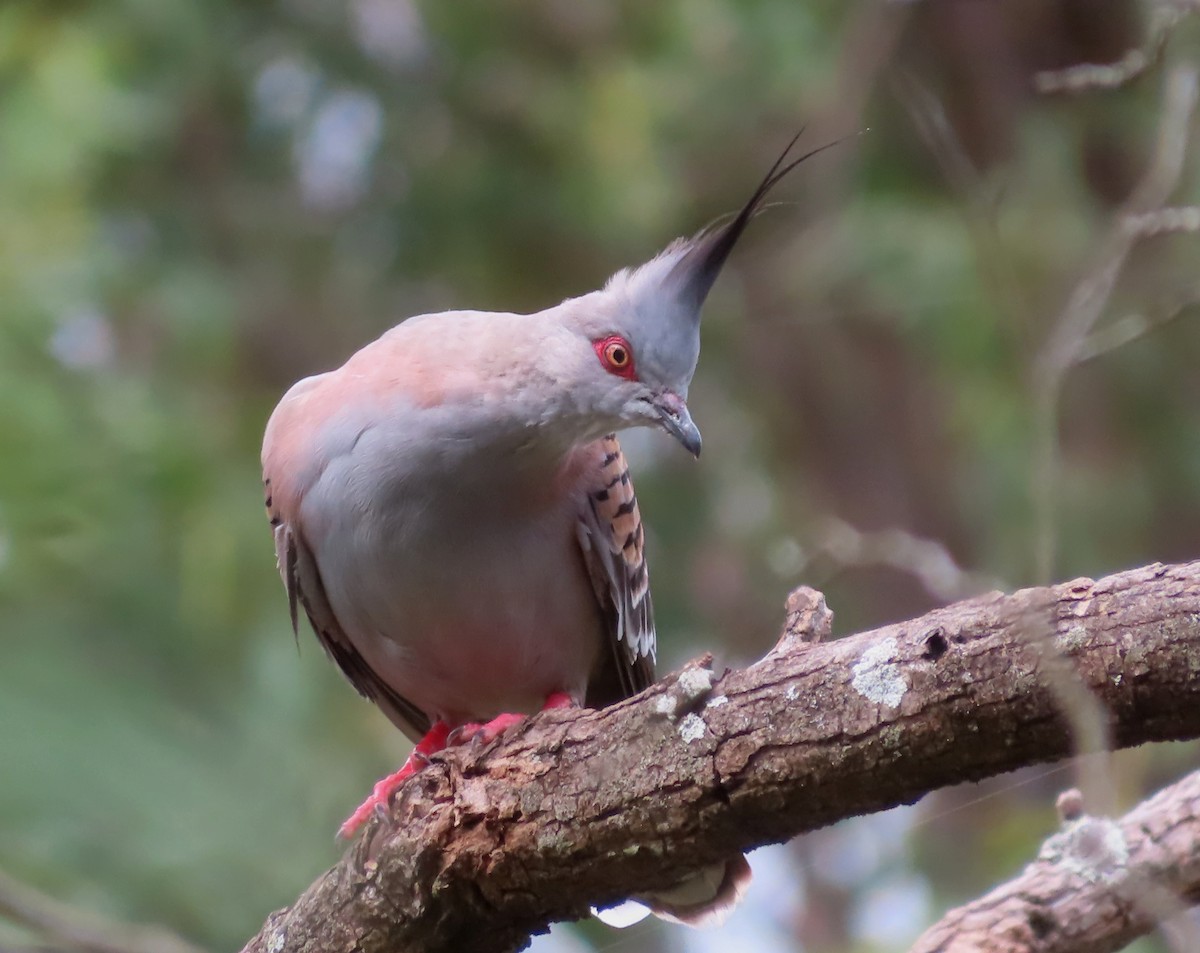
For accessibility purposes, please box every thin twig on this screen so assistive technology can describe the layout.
[1077,287,1200,362]
[1123,204,1200,237]
[1014,593,1117,817]
[893,72,1031,339]
[1031,65,1198,582]
[800,516,1003,602]
[1033,2,1191,94]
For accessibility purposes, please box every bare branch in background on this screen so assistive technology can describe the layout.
[1123,204,1200,237]
[241,561,1200,953]
[1011,594,1118,819]
[1078,285,1200,362]
[799,516,1004,602]
[893,72,1031,338]
[910,775,1200,953]
[1031,64,1198,582]
[0,870,207,953]
[1033,2,1195,94]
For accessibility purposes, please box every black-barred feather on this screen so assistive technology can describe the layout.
[576,434,656,701]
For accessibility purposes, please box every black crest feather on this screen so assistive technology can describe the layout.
[669,128,844,314]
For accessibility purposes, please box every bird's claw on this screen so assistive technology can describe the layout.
[445,693,574,746]
[338,763,416,839]
[447,712,526,747]
[339,697,576,838]
[337,720,453,839]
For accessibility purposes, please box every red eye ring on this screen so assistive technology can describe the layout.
[593,335,637,380]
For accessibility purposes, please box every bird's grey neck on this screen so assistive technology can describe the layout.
[460,399,605,466]
[400,392,609,482]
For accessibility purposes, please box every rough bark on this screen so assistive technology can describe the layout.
[911,772,1200,953]
[241,560,1200,953]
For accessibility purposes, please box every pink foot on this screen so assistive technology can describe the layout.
[448,712,525,746]
[339,694,577,838]
[338,721,451,839]
[448,692,577,745]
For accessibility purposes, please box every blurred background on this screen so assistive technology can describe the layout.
[3,1,1200,951]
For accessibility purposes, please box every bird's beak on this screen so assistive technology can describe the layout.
[653,391,703,458]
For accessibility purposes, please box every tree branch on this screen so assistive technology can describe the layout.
[241,560,1200,953]
[911,772,1200,953]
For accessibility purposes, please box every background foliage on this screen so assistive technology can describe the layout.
[2,1,1199,951]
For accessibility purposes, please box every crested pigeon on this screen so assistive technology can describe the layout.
[262,132,824,927]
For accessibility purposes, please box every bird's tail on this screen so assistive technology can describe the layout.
[593,854,753,929]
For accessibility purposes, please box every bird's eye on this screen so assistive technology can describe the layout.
[605,341,629,367]
[593,335,637,380]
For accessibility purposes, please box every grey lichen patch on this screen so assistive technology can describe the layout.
[1039,815,1129,885]
[535,825,572,854]
[878,723,905,750]
[677,712,707,743]
[552,799,579,823]
[1011,669,1039,694]
[654,664,716,719]
[706,694,729,709]
[1056,624,1090,653]
[851,637,907,708]
[267,930,286,953]
[677,666,714,703]
[785,683,800,701]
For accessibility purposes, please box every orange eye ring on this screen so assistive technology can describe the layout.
[593,335,637,380]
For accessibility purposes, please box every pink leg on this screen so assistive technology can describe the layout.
[338,721,451,839]
[340,694,577,838]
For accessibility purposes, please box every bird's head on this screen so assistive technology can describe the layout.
[553,131,835,458]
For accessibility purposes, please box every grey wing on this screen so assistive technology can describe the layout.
[270,514,432,744]
[576,434,656,701]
